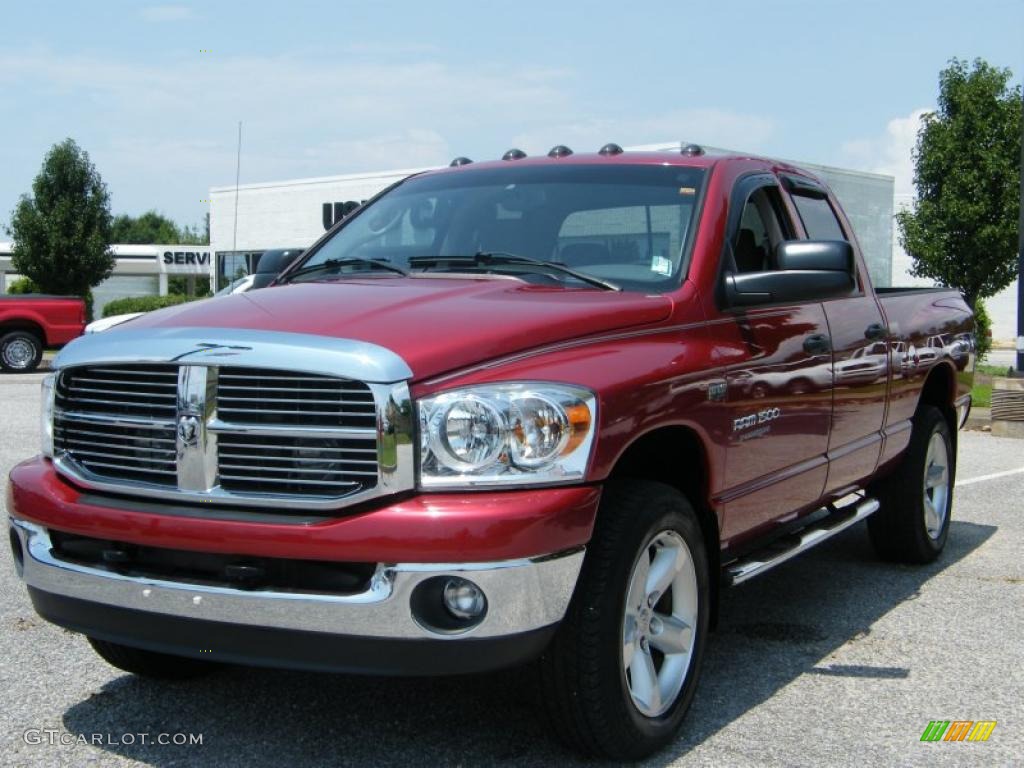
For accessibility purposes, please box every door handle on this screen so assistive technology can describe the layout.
[803,334,832,355]
[864,323,888,341]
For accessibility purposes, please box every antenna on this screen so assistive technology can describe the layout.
[232,120,242,253]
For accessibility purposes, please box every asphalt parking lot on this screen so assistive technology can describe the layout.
[1,371,1021,767]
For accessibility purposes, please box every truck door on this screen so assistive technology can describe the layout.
[708,175,833,546]
[785,179,888,492]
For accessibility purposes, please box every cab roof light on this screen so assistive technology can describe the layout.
[449,156,473,167]
[547,145,573,158]
[681,143,705,156]
[598,142,624,156]
[502,148,527,161]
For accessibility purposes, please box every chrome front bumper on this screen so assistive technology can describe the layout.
[9,518,583,641]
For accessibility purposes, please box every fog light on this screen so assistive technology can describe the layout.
[443,577,486,619]
[410,575,488,633]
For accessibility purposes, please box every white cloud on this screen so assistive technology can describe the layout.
[839,108,931,197]
[340,42,442,56]
[0,47,774,225]
[0,49,570,219]
[300,130,451,173]
[140,5,193,22]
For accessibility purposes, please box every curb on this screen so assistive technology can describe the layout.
[964,407,991,432]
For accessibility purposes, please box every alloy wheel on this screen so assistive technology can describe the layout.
[621,530,698,717]
[923,431,950,539]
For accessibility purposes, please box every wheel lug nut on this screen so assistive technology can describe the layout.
[640,637,650,653]
[647,592,658,608]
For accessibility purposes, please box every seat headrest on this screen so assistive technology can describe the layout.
[736,229,757,251]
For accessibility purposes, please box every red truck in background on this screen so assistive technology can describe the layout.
[6,146,973,759]
[0,295,85,372]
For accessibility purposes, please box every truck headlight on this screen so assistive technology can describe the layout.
[41,373,56,458]
[418,383,596,489]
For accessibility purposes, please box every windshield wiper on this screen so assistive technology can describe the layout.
[285,257,409,282]
[409,251,620,291]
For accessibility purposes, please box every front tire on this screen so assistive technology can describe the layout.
[868,405,954,563]
[88,637,219,679]
[538,480,710,759]
[0,330,43,372]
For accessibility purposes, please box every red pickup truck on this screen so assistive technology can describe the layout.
[0,294,85,372]
[6,146,973,759]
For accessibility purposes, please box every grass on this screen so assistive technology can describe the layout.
[972,382,992,408]
[971,362,1012,409]
[977,363,1012,376]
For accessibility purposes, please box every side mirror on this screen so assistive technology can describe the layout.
[774,240,853,272]
[724,240,854,307]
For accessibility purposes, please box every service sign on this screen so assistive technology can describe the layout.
[155,245,213,275]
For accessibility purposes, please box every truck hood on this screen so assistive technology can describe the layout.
[125,277,673,380]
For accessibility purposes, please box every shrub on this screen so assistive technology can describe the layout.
[102,294,201,318]
[6,277,41,294]
[168,275,212,297]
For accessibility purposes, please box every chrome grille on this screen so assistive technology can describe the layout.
[217,368,376,427]
[57,366,178,419]
[54,366,178,486]
[217,434,377,495]
[52,363,385,508]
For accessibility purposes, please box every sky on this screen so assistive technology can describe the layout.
[1,0,1021,235]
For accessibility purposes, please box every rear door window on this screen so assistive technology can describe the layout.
[792,195,846,240]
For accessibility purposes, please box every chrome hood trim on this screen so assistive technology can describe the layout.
[54,327,413,383]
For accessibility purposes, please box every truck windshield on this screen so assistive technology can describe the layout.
[287,164,706,293]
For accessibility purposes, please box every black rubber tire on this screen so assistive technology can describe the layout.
[868,405,954,564]
[87,637,220,680]
[537,480,710,760]
[0,330,43,372]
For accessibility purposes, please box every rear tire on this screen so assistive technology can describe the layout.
[0,330,43,372]
[88,637,219,679]
[868,405,954,563]
[538,480,710,759]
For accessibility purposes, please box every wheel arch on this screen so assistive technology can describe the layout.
[917,362,958,437]
[606,424,721,628]
[0,319,47,346]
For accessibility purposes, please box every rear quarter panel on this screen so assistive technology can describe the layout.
[877,289,973,465]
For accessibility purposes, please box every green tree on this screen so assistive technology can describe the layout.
[896,58,1022,309]
[179,213,210,245]
[6,139,115,305]
[111,210,181,243]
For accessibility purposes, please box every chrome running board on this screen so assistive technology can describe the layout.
[725,495,880,586]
